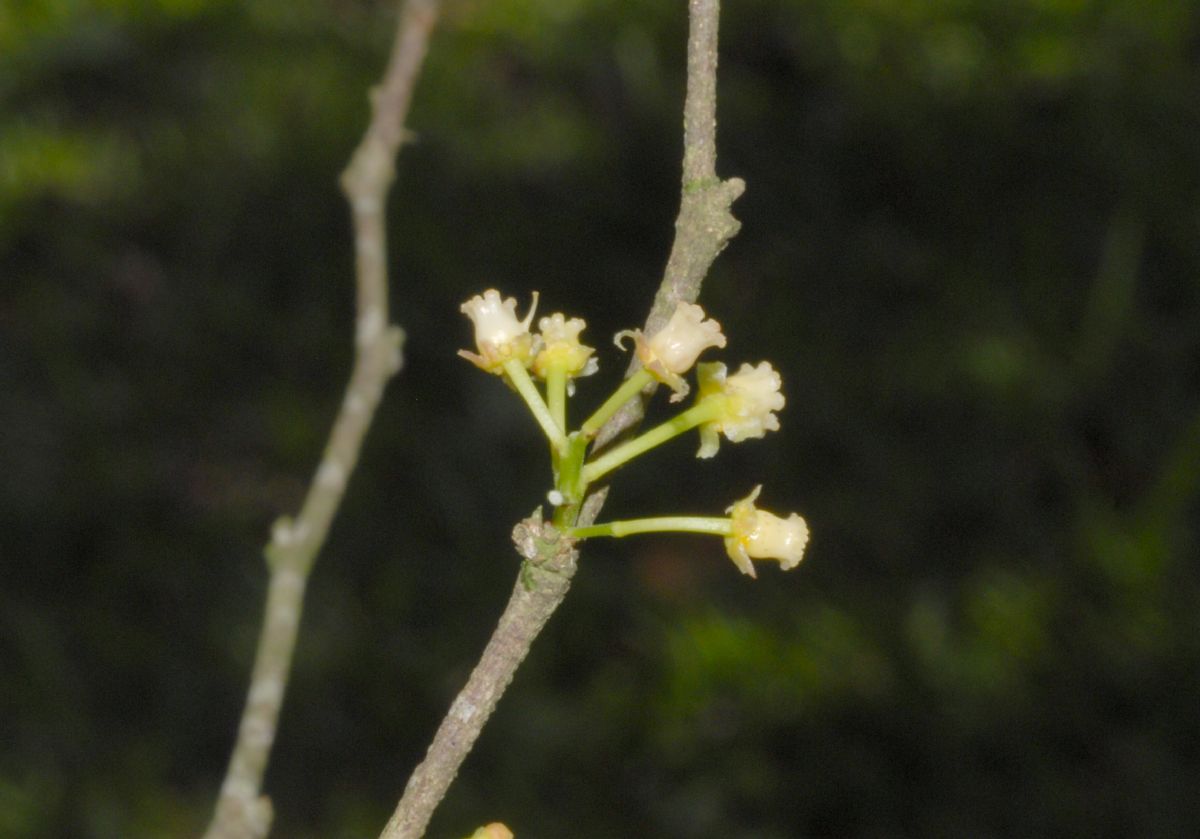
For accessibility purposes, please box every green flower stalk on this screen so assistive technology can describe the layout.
[580,367,655,438]
[502,358,568,454]
[570,486,809,578]
[580,398,726,484]
[457,289,569,453]
[580,359,784,483]
[569,516,732,539]
[533,312,596,433]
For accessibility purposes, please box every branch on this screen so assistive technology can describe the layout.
[202,2,439,837]
[594,0,744,449]
[377,1,740,835]
[378,513,579,839]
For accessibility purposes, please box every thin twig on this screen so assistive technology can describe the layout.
[203,2,439,837]
[594,0,744,450]
[378,514,579,839]
[377,1,742,836]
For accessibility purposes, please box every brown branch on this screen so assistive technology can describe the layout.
[376,1,741,836]
[202,2,439,837]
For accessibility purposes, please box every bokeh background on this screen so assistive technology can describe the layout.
[4,0,1200,836]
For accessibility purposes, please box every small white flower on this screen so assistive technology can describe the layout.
[533,313,597,382]
[723,485,809,578]
[458,289,539,373]
[615,302,726,400]
[694,361,785,458]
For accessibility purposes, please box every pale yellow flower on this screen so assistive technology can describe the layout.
[724,486,809,578]
[466,824,514,839]
[615,302,726,400]
[694,361,785,458]
[458,289,539,373]
[533,313,597,384]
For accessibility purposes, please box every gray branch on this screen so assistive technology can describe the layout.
[593,0,744,450]
[202,2,439,837]
[378,513,579,839]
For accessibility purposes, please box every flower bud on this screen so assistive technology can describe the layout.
[724,486,809,578]
[458,289,539,373]
[615,302,725,400]
[533,313,597,383]
[695,361,785,458]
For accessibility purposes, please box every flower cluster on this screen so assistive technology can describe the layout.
[459,290,597,384]
[459,289,809,578]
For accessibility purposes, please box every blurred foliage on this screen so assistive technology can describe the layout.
[2,0,1199,837]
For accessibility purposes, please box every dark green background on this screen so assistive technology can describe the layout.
[3,0,1199,836]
